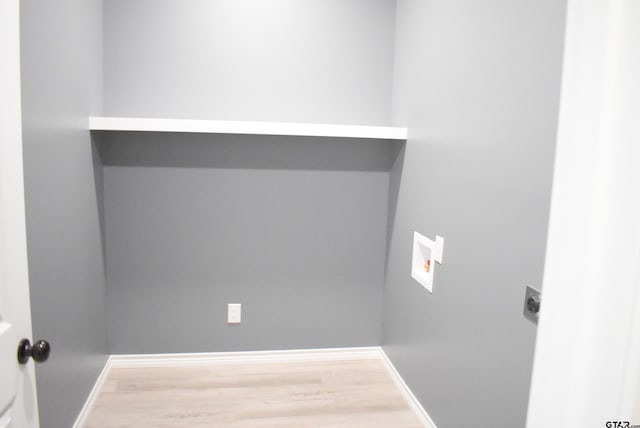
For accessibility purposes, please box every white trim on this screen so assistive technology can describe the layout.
[88,116,408,140]
[379,349,438,428]
[0,412,12,428]
[72,357,113,428]
[73,348,436,428]
[109,346,381,368]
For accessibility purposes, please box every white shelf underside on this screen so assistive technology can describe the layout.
[89,117,407,140]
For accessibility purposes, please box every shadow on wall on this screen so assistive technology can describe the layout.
[91,133,107,271]
[385,142,406,267]
[94,131,404,172]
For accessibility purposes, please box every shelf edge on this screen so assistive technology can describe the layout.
[88,117,407,140]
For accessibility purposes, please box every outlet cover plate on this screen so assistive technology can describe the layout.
[228,303,241,324]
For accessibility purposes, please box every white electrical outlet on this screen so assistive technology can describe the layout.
[227,303,241,324]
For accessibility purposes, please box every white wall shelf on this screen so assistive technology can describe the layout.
[89,117,407,141]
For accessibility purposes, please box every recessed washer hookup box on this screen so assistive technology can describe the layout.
[411,232,444,293]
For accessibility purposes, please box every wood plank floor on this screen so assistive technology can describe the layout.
[84,358,423,427]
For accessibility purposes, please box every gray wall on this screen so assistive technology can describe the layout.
[100,0,399,354]
[103,0,396,125]
[100,133,395,353]
[20,1,108,427]
[382,1,566,427]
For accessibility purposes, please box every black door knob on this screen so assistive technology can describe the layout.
[17,339,51,364]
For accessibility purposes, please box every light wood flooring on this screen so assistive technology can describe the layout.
[84,358,423,427]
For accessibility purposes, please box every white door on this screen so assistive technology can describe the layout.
[527,0,640,426]
[0,0,40,426]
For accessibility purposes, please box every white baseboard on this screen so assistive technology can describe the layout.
[109,346,381,368]
[73,347,436,428]
[72,356,113,428]
[378,349,438,428]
